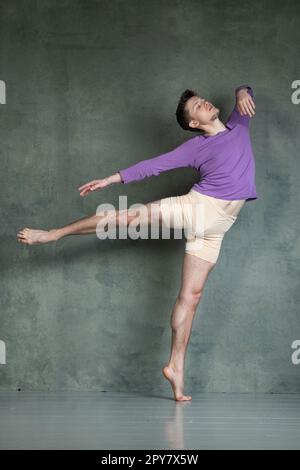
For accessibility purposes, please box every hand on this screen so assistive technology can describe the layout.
[78,178,109,197]
[236,89,255,117]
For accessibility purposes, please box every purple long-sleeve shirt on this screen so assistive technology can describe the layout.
[118,85,258,202]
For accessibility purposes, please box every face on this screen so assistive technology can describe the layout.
[186,95,220,129]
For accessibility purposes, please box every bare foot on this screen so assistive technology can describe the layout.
[17,228,58,245]
[162,365,192,402]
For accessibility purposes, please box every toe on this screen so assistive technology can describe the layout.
[177,395,192,402]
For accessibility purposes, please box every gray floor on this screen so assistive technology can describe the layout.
[0,391,300,450]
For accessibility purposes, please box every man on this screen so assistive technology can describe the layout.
[17,85,257,402]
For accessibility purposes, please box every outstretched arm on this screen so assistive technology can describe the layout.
[118,136,198,184]
[77,136,199,195]
[226,85,256,128]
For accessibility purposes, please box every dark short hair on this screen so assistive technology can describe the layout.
[175,89,199,132]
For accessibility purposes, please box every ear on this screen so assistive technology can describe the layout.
[188,120,198,129]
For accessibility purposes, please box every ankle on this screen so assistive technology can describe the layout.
[168,361,184,372]
[50,229,62,241]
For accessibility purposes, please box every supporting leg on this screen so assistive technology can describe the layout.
[162,252,215,401]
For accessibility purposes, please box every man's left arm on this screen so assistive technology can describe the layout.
[226,85,256,128]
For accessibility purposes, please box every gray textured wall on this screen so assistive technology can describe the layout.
[1,0,300,393]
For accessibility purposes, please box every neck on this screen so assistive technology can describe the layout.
[201,118,226,136]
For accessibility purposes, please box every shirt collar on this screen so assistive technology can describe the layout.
[202,122,234,139]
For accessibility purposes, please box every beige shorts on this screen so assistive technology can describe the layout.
[160,189,246,264]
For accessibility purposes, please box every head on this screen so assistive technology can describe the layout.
[175,89,220,133]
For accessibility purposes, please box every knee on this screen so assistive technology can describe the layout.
[178,289,203,310]
[95,209,121,225]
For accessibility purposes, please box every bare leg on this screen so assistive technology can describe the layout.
[162,252,215,401]
[17,199,162,245]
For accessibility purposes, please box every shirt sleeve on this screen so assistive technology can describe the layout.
[118,136,198,184]
[226,85,254,129]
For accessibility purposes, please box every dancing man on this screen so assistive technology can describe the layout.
[17,85,257,401]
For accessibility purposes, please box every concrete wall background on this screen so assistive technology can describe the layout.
[0,0,300,393]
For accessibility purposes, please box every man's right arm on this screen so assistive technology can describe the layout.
[77,136,199,196]
[118,136,199,184]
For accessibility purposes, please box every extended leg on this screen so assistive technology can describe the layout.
[17,199,162,245]
[162,252,215,401]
